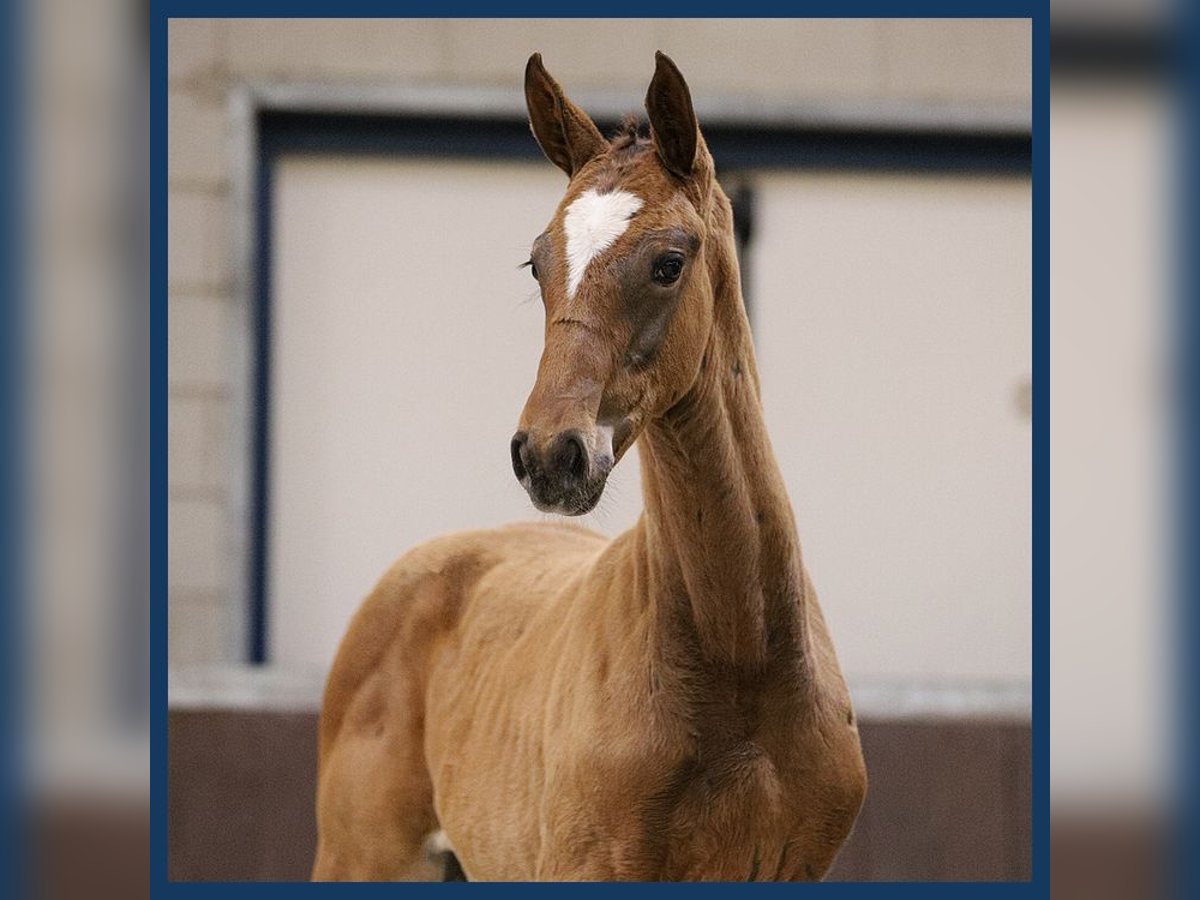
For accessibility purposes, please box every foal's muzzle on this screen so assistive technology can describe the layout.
[510,429,610,516]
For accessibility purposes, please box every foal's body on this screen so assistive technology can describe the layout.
[313,53,865,882]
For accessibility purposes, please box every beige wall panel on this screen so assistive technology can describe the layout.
[268,158,1031,684]
[168,190,230,291]
[224,19,448,80]
[268,158,644,669]
[169,395,230,493]
[445,20,658,88]
[170,497,227,594]
[753,172,1032,683]
[880,19,1031,103]
[650,19,882,99]
[170,594,228,668]
[168,294,230,389]
[169,89,227,187]
[168,18,221,84]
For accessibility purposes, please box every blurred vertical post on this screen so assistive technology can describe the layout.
[1050,0,1182,897]
[25,0,149,898]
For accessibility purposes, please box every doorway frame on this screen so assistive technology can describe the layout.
[226,80,1031,664]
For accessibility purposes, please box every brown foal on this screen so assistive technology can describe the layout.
[312,52,866,882]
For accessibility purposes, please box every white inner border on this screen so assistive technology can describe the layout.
[169,666,1032,722]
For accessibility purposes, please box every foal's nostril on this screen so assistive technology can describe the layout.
[510,433,529,481]
[556,433,588,482]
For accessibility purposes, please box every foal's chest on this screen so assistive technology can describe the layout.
[541,723,863,882]
[652,746,858,881]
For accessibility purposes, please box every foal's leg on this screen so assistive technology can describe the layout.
[311,535,489,881]
[311,567,452,885]
[312,663,444,880]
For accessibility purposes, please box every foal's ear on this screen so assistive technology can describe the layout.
[645,51,699,180]
[524,53,607,178]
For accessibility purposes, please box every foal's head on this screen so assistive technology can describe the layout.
[511,52,733,515]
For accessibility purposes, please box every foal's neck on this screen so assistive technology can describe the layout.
[636,221,806,674]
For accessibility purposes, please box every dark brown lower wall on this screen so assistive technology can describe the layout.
[827,719,1031,881]
[169,710,319,882]
[168,710,1030,882]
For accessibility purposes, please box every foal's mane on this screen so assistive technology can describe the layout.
[609,115,652,154]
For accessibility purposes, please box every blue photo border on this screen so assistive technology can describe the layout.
[1,0,25,896]
[150,2,1049,894]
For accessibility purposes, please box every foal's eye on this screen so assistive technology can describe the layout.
[529,261,539,280]
[652,253,685,286]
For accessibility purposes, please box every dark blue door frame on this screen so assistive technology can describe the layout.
[247,109,1031,664]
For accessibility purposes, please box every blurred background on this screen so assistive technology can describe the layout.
[1049,2,1180,898]
[165,17,1033,882]
[19,4,1190,898]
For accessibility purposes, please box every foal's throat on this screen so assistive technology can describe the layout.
[636,286,806,671]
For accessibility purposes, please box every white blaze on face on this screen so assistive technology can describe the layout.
[563,188,643,298]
